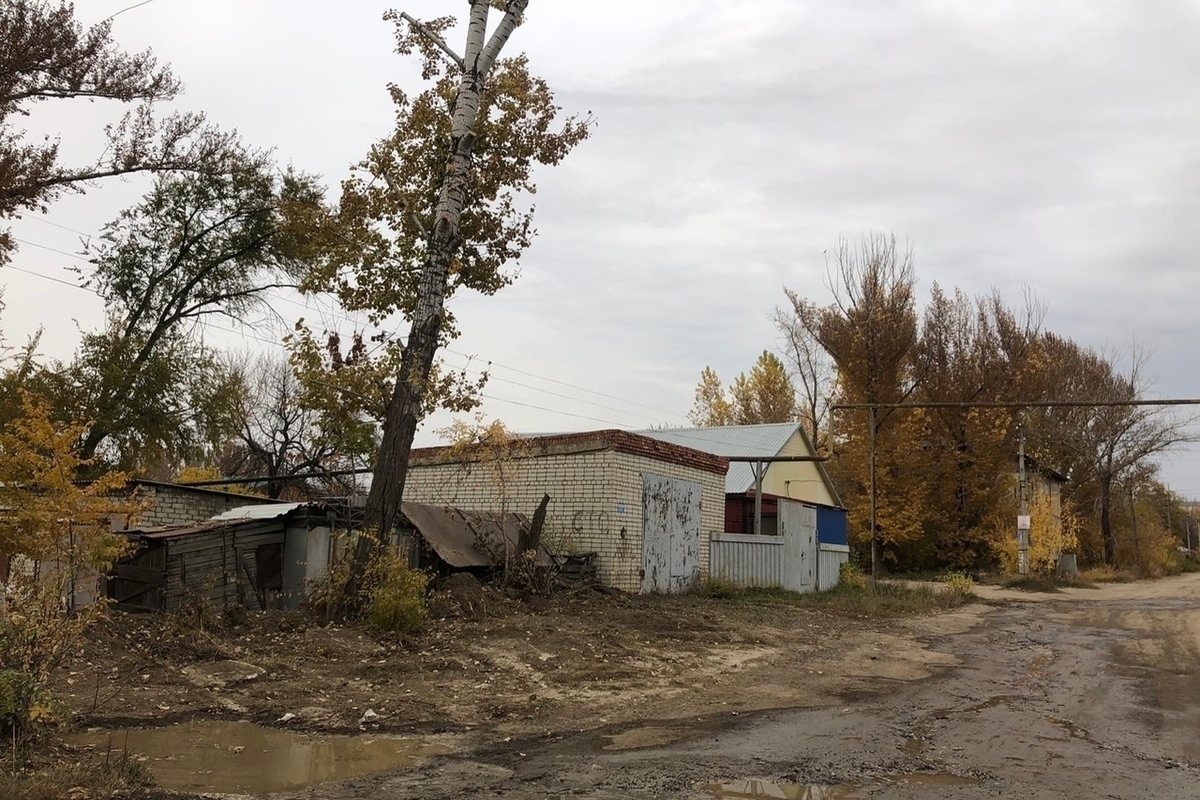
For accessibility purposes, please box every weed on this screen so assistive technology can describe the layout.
[1078,566,1137,584]
[696,580,974,616]
[694,576,745,599]
[839,561,868,589]
[0,742,153,800]
[942,571,976,596]
[1000,575,1064,593]
[364,552,429,636]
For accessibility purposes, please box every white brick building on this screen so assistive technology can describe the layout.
[404,430,728,593]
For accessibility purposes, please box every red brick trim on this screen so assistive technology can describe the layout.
[410,429,728,475]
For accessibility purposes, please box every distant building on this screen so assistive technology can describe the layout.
[637,423,850,591]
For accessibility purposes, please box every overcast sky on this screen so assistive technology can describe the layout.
[8,0,1200,495]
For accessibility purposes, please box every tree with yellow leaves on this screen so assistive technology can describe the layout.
[0,395,140,732]
[689,353,795,427]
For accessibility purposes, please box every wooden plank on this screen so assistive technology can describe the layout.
[110,565,163,584]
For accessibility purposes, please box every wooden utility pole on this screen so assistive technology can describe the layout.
[1017,429,1029,575]
[869,405,879,585]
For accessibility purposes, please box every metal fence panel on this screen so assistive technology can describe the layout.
[710,533,785,587]
[818,544,850,591]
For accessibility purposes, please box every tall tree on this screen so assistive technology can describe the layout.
[42,167,321,470]
[302,3,590,580]
[774,298,834,447]
[688,353,796,427]
[0,0,247,265]
[1027,338,1196,565]
[910,285,1040,569]
[689,366,733,426]
[730,351,796,425]
[788,233,921,574]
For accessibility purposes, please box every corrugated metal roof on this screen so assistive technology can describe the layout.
[636,424,800,493]
[209,503,304,521]
[402,502,551,568]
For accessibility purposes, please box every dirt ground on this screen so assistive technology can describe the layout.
[57,584,967,745]
[55,574,1200,799]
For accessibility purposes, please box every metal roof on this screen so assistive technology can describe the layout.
[209,503,305,521]
[401,502,551,568]
[636,424,801,493]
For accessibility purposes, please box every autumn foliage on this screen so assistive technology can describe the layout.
[0,395,141,732]
[710,232,1194,575]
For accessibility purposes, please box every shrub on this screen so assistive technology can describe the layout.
[364,553,429,636]
[839,561,868,589]
[942,571,975,596]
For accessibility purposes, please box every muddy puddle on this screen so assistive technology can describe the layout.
[703,780,861,799]
[704,773,980,799]
[69,719,448,794]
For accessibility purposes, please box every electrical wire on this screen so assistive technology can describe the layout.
[11,237,87,260]
[20,217,96,238]
[263,291,690,422]
[1,256,662,428]
[106,0,162,20]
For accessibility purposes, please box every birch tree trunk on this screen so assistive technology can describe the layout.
[357,1,530,566]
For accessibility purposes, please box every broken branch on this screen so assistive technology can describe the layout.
[399,12,466,70]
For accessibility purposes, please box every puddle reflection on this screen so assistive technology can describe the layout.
[69,719,447,794]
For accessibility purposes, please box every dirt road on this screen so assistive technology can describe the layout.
[294,574,1200,799]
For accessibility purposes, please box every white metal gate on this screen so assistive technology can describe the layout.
[779,500,817,592]
[641,473,701,593]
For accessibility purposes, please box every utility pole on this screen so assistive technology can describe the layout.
[1017,429,1030,575]
[1129,484,1139,560]
[869,405,879,586]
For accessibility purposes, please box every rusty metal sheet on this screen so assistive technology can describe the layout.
[400,502,549,568]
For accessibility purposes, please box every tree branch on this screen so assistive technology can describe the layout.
[380,169,430,237]
[398,12,465,70]
[477,0,529,78]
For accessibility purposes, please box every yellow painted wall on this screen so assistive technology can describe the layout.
[758,430,838,507]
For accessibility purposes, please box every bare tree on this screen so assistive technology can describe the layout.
[774,299,834,447]
[221,354,357,499]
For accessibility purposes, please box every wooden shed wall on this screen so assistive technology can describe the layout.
[158,522,286,612]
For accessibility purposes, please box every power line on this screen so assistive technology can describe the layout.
[834,399,1200,410]
[107,0,162,20]
[266,291,688,422]
[2,260,658,428]
[5,235,688,425]
[5,264,82,290]
[478,394,633,427]
[11,236,87,261]
[20,217,96,238]
[446,347,687,419]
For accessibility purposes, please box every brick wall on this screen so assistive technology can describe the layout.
[404,446,725,593]
[131,483,279,528]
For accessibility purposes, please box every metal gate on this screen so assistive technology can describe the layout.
[641,473,701,593]
[779,499,817,592]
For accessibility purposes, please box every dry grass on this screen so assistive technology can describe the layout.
[696,578,976,615]
[0,740,154,800]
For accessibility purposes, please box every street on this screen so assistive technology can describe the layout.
[323,575,1200,799]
